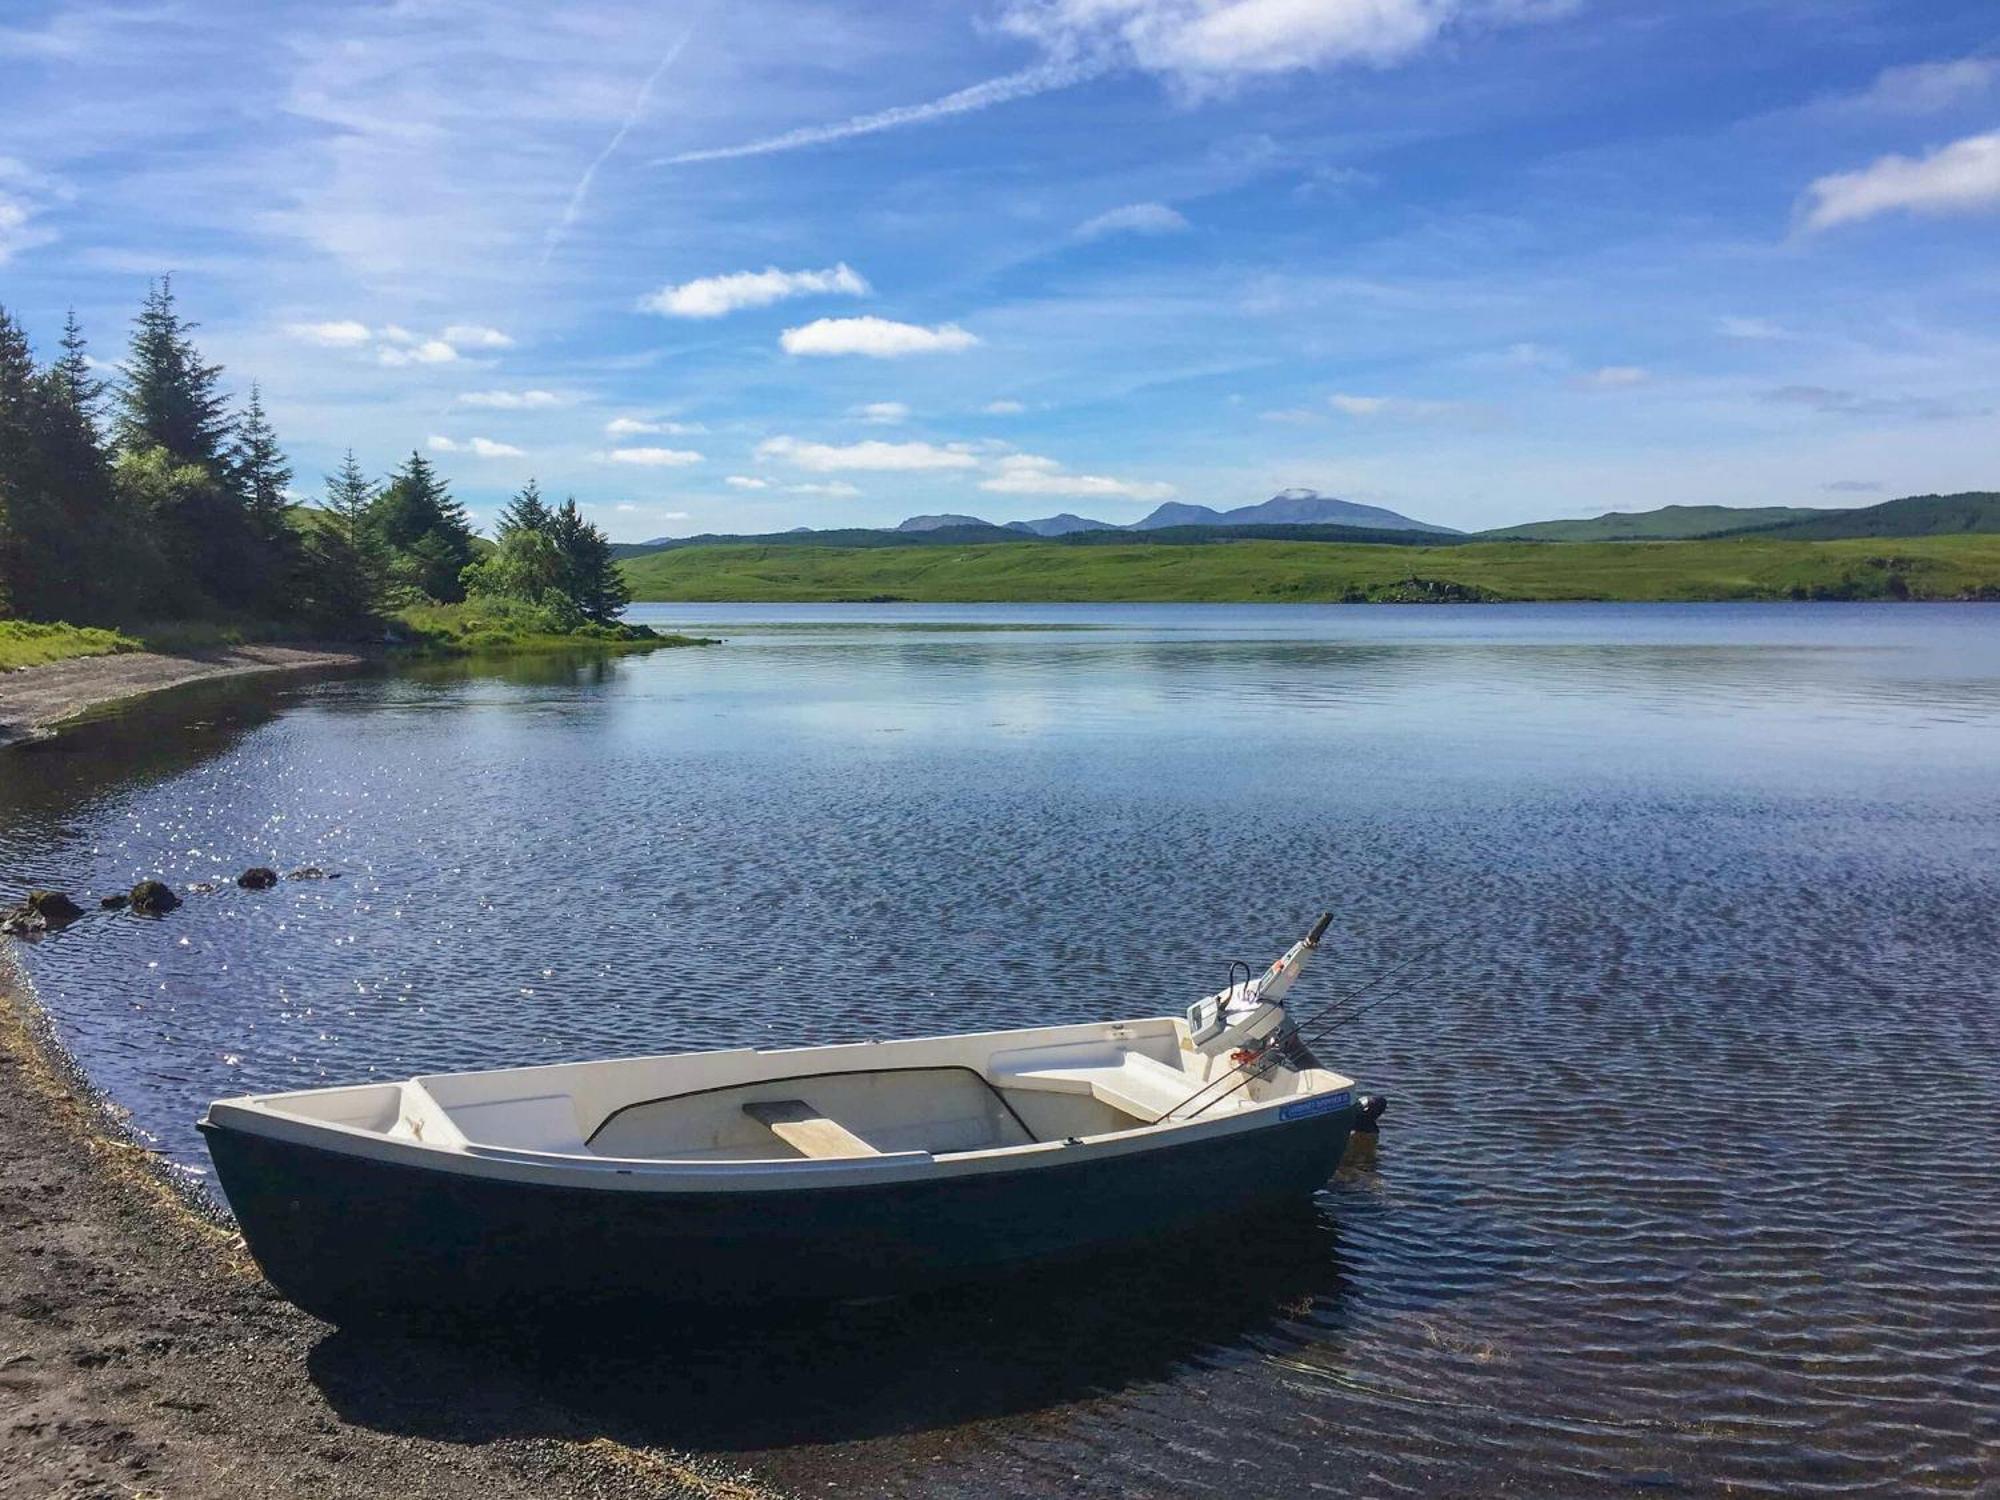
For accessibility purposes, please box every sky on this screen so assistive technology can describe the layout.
[1,0,1996,541]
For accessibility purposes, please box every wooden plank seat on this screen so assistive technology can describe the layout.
[742,1098,882,1159]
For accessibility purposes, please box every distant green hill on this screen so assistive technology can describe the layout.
[1482,505,1828,541]
[1729,492,2000,541]
[620,532,2000,604]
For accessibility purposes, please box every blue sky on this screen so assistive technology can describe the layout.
[2,0,1996,539]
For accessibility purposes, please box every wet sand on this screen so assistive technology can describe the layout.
[0,952,781,1500]
[0,645,369,748]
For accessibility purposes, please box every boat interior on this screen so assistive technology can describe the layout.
[220,1018,1349,1164]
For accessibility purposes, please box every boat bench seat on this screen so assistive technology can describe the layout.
[742,1099,882,1159]
[987,1046,1195,1125]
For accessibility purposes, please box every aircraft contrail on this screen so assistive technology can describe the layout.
[542,25,696,264]
[657,56,1101,167]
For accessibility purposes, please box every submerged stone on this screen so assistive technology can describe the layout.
[27,891,84,927]
[285,866,327,880]
[238,867,280,890]
[99,894,130,910]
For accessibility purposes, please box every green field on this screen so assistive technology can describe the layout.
[620,533,2000,604]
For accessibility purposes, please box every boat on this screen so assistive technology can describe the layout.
[201,914,1377,1322]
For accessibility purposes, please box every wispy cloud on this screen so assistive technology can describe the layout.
[983,399,1027,415]
[442,324,513,349]
[850,401,910,423]
[757,435,978,472]
[659,58,1097,166]
[286,319,373,348]
[0,158,70,265]
[1801,131,2000,231]
[641,263,870,319]
[287,320,513,367]
[1329,393,1465,418]
[1076,201,1190,239]
[605,415,703,436]
[725,475,769,490]
[458,389,566,408]
[542,27,695,264]
[1575,365,1650,389]
[1717,316,1792,341]
[1763,385,1978,421]
[597,445,705,466]
[1823,479,1885,494]
[780,316,979,357]
[979,452,1173,501]
[1849,56,1997,114]
[428,434,526,457]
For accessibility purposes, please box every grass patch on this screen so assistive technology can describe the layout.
[0,620,142,670]
[620,533,2000,604]
[392,597,716,655]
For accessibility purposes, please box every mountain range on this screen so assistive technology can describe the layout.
[889,489,1456,537]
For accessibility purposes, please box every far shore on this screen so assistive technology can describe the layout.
[0,642,370,749]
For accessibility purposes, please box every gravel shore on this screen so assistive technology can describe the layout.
[0,645,370,748]
[0,952,781,1500]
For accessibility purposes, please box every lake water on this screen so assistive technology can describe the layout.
[4,602,1998,1495]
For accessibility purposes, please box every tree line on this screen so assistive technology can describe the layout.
[0,280,627,633]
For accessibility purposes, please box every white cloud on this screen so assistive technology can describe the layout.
[979,452,1174,501]
[851,401,911,423]
[1802,131,2000,231]
[1329,393,1462,417]
[428,434,526,457]
[0,158,64,266]
[984,399,1027,415]
[1852,57,1997,114]
[604,416,703,436]
[1717,316,1791,341]
[999,0,1508,88]
[458,388,566,408]
[758,435,978,472]
[286,319,373,347]
[442,323,513,349]
[780,317,980,358]
[598,445,704,467]
[641,262,870,318]
[725,475,770,490]
[1076,201,1191,239]
[379,339,459,367]
[1576,366,1650,389]
[786,481,862,497]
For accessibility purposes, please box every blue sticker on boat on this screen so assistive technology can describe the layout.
[1280,1090,1353,1121]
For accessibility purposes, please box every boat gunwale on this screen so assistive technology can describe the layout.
[198,1015,1356,1192]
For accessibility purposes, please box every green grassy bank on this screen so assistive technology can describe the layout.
[620,533,2000,604]
[0,621,143,671]
[391,599,715,655]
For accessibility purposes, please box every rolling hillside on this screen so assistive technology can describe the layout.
[1729,492,2000,541]
[1482,505,1828,541]
[620,533,2000,605]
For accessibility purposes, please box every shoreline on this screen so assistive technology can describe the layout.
[0,947,780,1499]
[0,643,371,749]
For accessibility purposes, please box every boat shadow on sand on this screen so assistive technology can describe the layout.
[304,1197,1364,1455]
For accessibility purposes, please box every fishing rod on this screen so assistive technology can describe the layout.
[1171,914,1479,1122]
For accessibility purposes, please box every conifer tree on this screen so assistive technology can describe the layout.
[230,384,293,544]
[299,451,393,627]
[115,277,232,469]
[370,450,475,602]
[496,477,552,537]
[549,497,630,624]
[51,309,106,438]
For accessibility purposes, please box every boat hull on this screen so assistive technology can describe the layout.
[201,1104,1356,1323]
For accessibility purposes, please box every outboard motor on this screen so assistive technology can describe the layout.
[1185,912,1333,1066]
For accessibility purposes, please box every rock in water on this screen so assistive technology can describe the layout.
[129,880,181,915]
[286,866,327,880]
[27,891,84,927]
[238,867,280,890]
[100,894,130,910]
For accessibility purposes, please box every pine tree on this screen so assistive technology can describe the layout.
[230,384,293,546]
[115,276,232,470]
[51,309,106,439]
[370,450,475,602]
[496,477,552,537]
[549,497,630,625]
[0,309,36,616]
[299,450,393,629]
